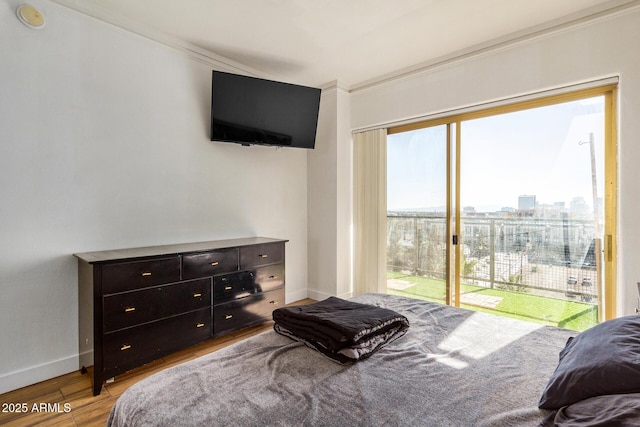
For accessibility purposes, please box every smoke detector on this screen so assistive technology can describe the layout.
[16,4,46,29]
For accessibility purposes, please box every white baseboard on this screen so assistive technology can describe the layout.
[306,288,353,301]
[79,349,94,371]
[0,354,82,395]
[337,290,354,299]
[286,288,308,304]
[306,289,332,301]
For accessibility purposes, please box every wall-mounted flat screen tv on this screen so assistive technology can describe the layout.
[210,71,322,149]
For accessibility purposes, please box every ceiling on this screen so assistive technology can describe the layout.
[51,0,636,89]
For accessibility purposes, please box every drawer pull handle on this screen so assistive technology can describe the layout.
[121,344,131,351]
[269,275,277,279]
[124,307,136,313]
[210,261,219,266]
[259,254,268,258]
[193,293,202,298]
[225,314,233,320]
[270,300,279,305]
[224,286,232,291]
[141,272,152,277]
[196,323,205,328]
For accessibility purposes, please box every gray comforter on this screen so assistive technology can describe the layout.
[107,293,573,426]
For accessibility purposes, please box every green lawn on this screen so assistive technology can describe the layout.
[387,273,597,331]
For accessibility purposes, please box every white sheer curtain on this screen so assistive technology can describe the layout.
[353,128,387,295]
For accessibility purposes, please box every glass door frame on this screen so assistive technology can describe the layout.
[388,84,618,320]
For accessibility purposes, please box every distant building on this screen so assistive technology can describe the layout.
[570,197,590,218]
[518,195,536,210]
[535,201,567,219]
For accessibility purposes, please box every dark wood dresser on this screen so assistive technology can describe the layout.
[74,237,287,396]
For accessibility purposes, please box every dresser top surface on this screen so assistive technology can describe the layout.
[74,237,288,264]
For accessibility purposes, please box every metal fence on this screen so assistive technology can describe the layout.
[387,213,599,301]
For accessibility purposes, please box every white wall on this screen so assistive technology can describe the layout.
[0,0,308,393]
[307,84,352,300]
[308,88,339,300]
[349,5,640,316]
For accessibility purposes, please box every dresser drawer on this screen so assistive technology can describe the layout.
[251,288,285,320]
[240,242,284,269]
[213,298,254,336]
[101,257,181,294]
[103,307,212,377]
[253,264,285,293]
[182,249,239,279]
[213,289,284,336]
[213,271,256,304]
[103,278,212,333]
[213,267,284,304]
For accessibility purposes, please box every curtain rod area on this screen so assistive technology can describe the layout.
[352,76,619,135]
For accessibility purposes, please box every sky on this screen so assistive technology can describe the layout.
[387,96,605,213]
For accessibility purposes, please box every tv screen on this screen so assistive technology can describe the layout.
[210,71,321,149]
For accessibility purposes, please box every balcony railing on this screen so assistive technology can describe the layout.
[387,213,599,303]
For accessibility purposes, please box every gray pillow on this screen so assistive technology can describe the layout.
[539,393,640,426]
[538,315,640,409]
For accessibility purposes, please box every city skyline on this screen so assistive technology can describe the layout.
[388,193,601,216]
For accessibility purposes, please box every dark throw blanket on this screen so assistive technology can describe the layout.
[272,296,410,363]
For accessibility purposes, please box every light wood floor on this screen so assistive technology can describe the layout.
[0,299,314,427]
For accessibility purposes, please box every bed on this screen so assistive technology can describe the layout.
[106,293,640,426]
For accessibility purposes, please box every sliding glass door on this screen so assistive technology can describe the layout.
[387,125,450,303]
[386,86,617,331]
[459,97,605,330]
